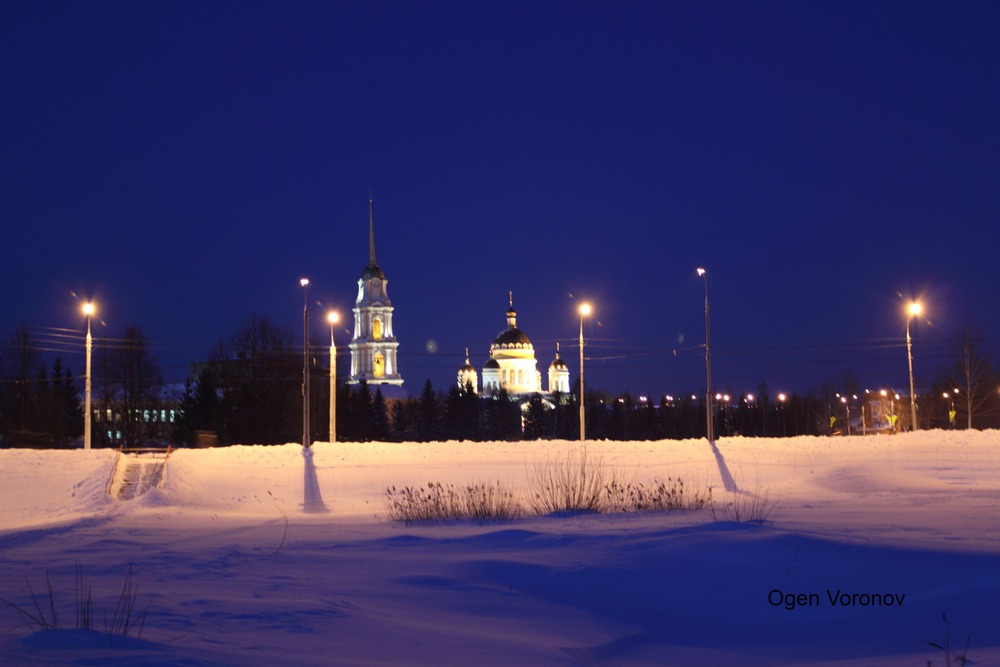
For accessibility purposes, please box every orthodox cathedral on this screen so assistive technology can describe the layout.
[457,295,571,398]
[349,197,403,386]
[344,195,571,400]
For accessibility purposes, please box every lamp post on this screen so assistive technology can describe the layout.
[943,388,957,429]
[906,301,922,431]
[327,311,338,443]
[777,393,787,436]
[838,394,851,436]
[301,278,311,447]
[83,302,94,450]
[697,268,713,443]
[578,303,591,441]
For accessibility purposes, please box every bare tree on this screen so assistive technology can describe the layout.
[98,324,163,448]
[0,325,40,444]
[944,327,998,429]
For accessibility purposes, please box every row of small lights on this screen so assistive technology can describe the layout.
[632,388,960,408]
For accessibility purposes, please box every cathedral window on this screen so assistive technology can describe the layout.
[372,318,383,340]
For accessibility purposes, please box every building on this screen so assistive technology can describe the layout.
[349,196,403,386]
[459,295,571,399]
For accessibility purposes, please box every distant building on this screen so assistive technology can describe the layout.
[457,348,478,393]
[349,196,403,386]
[459,294,571,399]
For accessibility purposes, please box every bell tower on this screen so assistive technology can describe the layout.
[349,195,403,386]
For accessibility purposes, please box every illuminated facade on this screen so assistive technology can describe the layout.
[458,296,570,398]
[349,197,403,386]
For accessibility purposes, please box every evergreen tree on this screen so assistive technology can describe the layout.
[417,379,441,441]
[371,388,390,441]
[522,393,546,441]
[356,381,374,441]
[219,315,298,445]
[444,382,479,441]
[174,377,197,445]
[482,388,519,441]
[0,325,39,445]
[46,358,82,446]
[390,397,417,442]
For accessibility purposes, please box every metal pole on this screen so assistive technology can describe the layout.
[699,269,714,443]
[302,279,311,447]
[906,318,917,431]
[84,312,92,450]
[329,323,336,443]
[579,311,585,441]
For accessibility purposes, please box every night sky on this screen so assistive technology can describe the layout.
[3,1,998,400]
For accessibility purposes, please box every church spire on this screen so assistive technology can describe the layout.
[368,191,377,268]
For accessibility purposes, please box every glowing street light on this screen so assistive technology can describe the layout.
[838,394,851,436]
[906,301,922,431]
[301,278,311,447]
[578,302,592,441]
[697,268,713,443]
[327,311,339,443]
[777,393,787,437]
[943,388,957,429]
[82,302,94,451]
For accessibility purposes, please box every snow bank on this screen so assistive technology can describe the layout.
[1,431,998,666]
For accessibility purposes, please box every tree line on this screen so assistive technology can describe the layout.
[2,317,998,448]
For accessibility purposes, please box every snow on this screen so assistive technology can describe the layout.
[1,432,999,665]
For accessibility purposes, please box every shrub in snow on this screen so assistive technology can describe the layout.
[603,477,711,513]
[0,563,150,640]
[709,487,776,524]
[526,447,613,515]
[384,481,523,524]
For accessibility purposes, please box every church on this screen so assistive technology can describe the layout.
[457,294,571,399]
[349,196,403,387]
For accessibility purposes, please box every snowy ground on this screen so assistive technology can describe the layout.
[1,431,999,666]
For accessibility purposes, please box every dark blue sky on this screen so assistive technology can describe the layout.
[2,1,998,399]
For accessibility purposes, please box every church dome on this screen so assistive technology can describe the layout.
[458,347,476,373]
[484,357,500,369]
[550,355,568,370]
[492,297,533,349]
[493,327,532,348]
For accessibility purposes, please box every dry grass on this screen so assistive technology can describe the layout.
[526,447,613,515]
[384,448,716,522]
[0,563,150,639]
[604,478,712,513]
[384,481,523,524]
[709,487,776,524]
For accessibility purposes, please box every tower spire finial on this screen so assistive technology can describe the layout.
[368,191,377,267]
[509,290,513,308]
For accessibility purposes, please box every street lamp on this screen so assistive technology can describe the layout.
[82,302,94,450]
[327,311,339,443]
[697,268,713,443]
[777,393,787,437]
[301,278,311,447]
[943,388,957,429]
[578,302,591,441]
[838,394,851,436]
[906,301,922,431]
